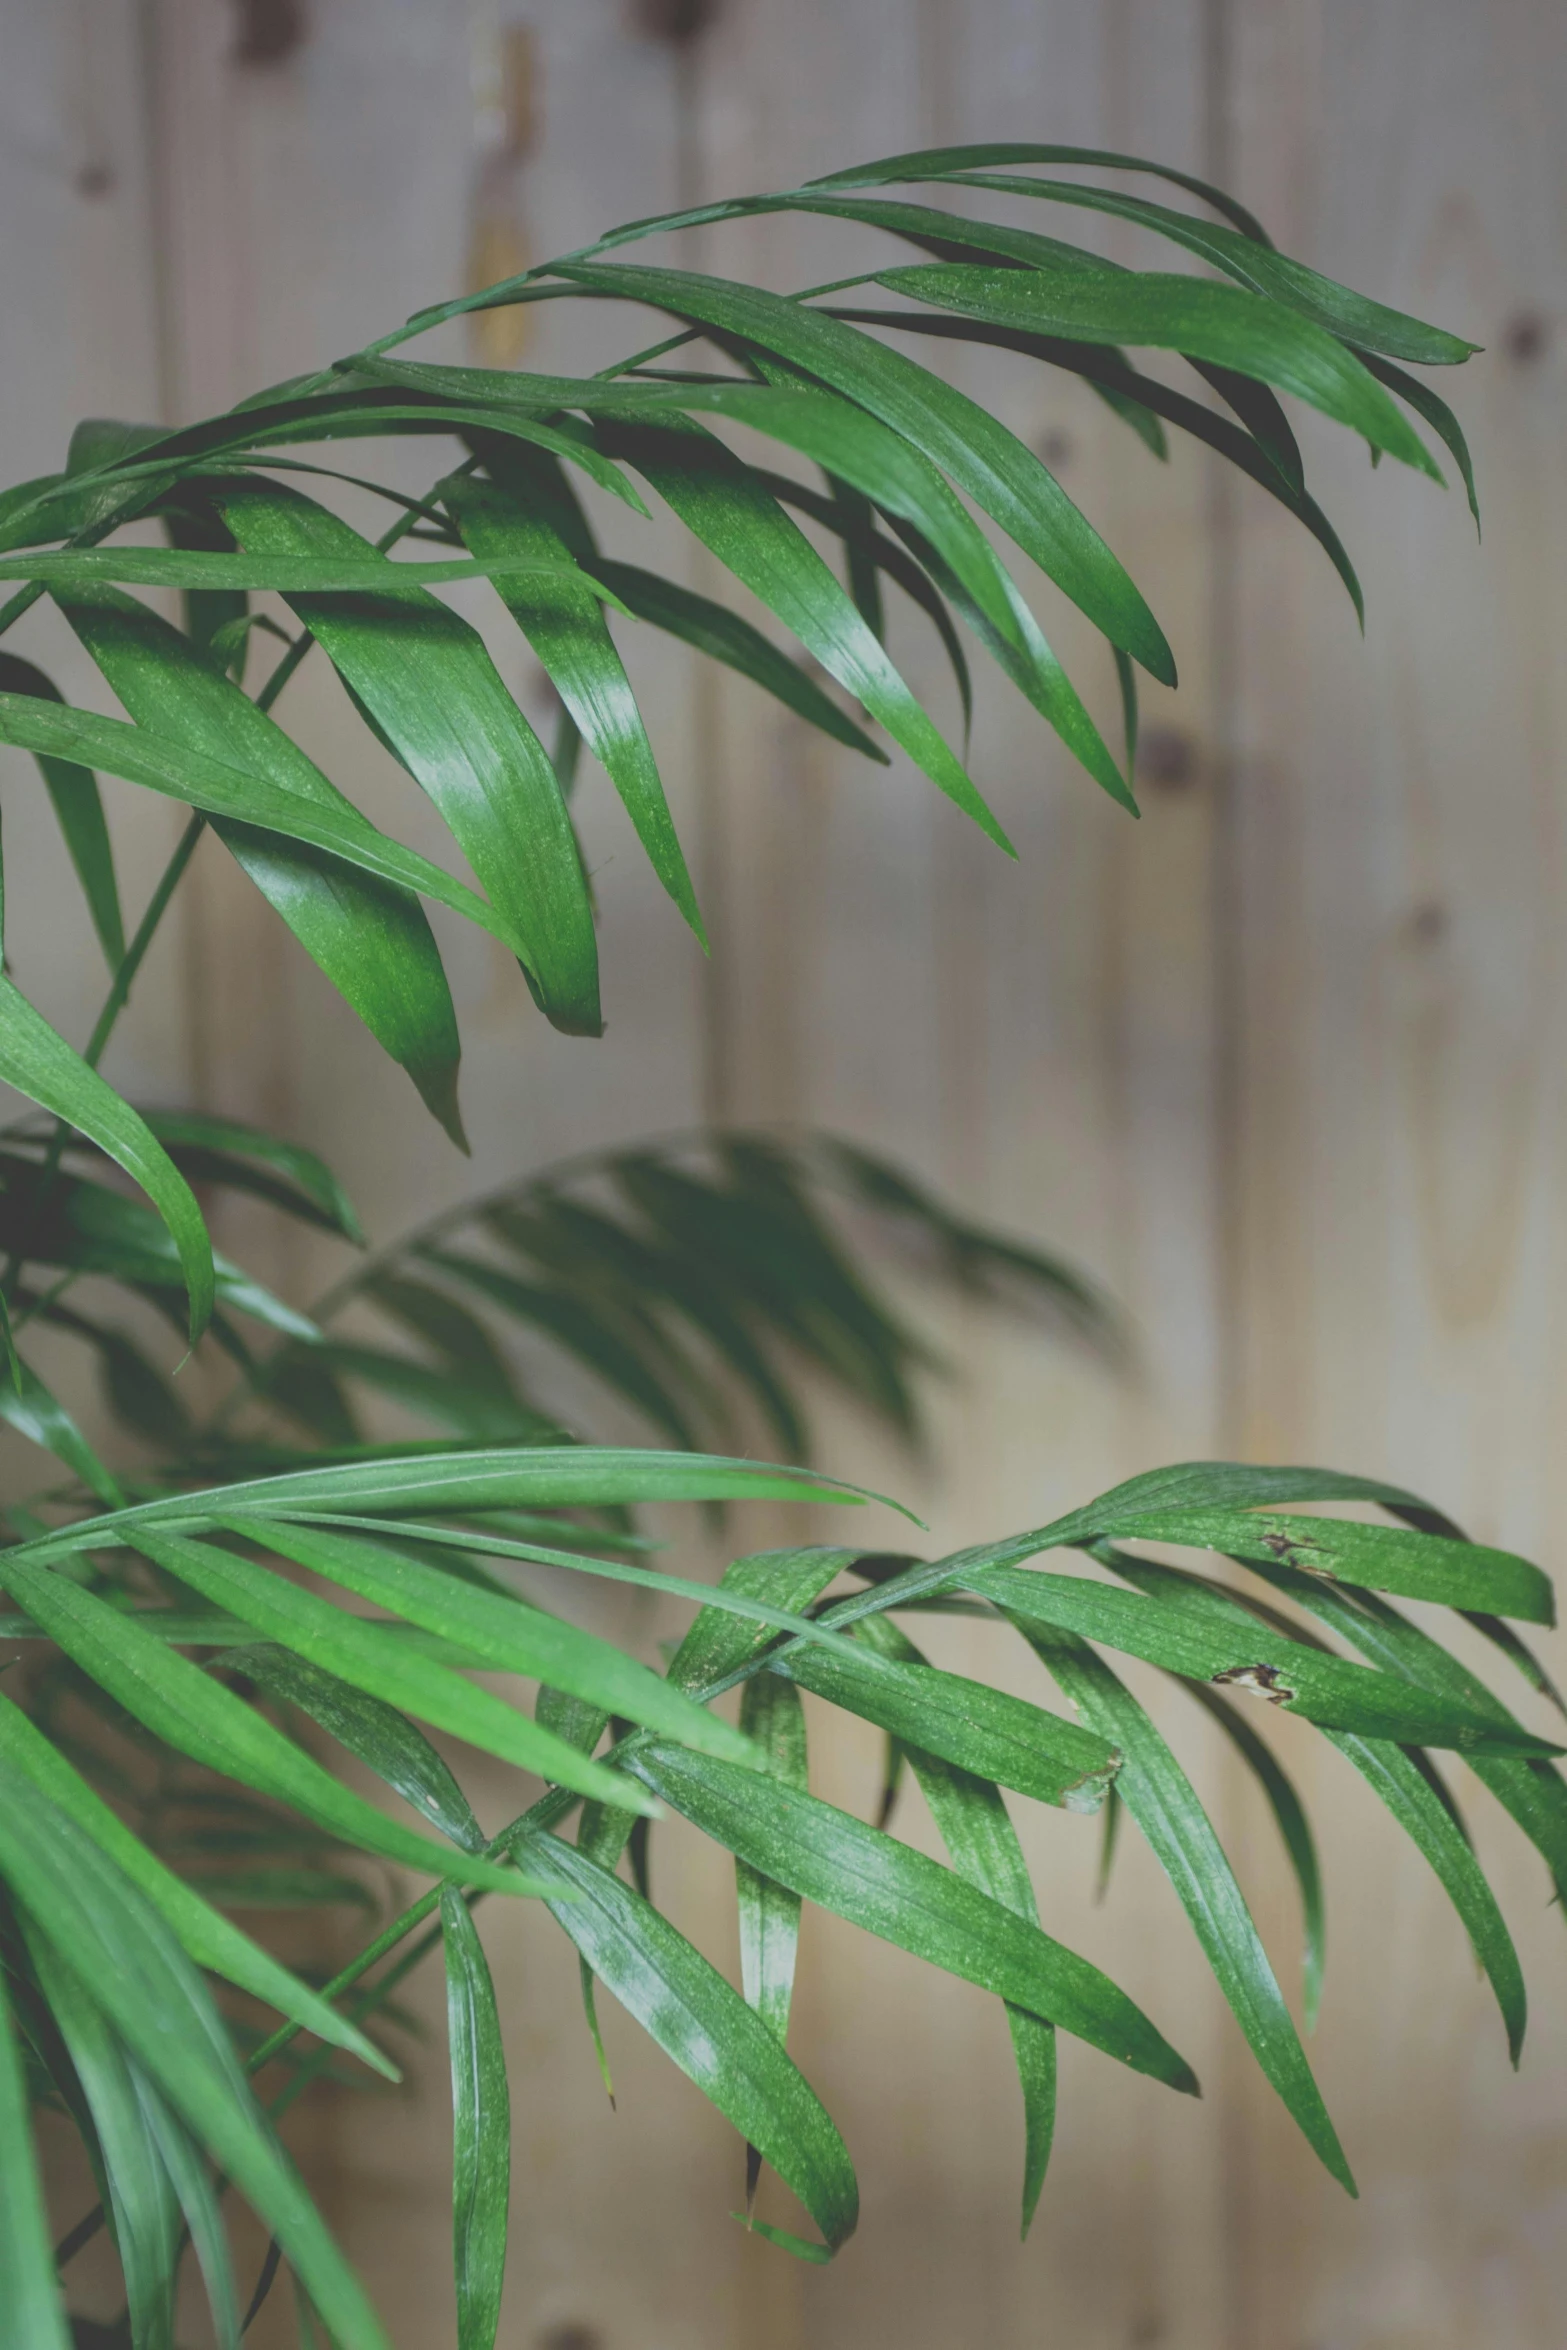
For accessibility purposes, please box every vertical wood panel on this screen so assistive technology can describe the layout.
[690,6,1232,2343]
[0,0,190,1111]
[1225,2,1567,2342]
[5,1,1567,2342]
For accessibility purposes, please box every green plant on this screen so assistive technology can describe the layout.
[0,141,1551,2350]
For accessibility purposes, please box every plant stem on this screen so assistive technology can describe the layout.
[3,474,456,1326]
[0,813,206,1305]
[232,1613,838,2089]
[84,811,206,1073]
[214,1536,975,2109]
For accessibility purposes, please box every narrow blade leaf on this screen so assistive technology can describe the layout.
[628,1742,1198,2094]
[0,975,212,1340]
[1005,1612,1354,2193]
[206,478,601,1036]
[512,1828,859,2257]
[0,1689,394,2077]
[0,1961,71,2350]
[441,1889,510,2350]
[0,652,123,967]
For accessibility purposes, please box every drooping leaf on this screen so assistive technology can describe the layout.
[0,1955,71,2350]
[25,1916,184,2350]
[0,652,123,968]
[627,1742,1198,2093]
[0,1774,392,2350]
[1322,1728,1526,2064]
[881,508,1136,811]
[1363,355,1480,527]
[440,462,704,939]
[511,1826,858,2257]
[852,1611,1055,2234]
[735,1670,807,2208]
[0,977,213,1340]
[1105,1507,1552,1626]
[0,694,537,960]
[1240,1559,1567,1910]
[828,304,1366,621]
[592,414,1014,851]
[0,1690,394,2077]
[841,159,1474,363]
[1179,1683,1325,2030]
[962,1563,1558,1755]
[204,476,602,1037]
[492,263,1181,685]
[1004,1611,1353,2193]
[228,1643,487,1853]
[128,1527,665,1817]
[877,266,1443,478]
[1035,1458,1469,1546]
[121,1108,362,1241]
[58,584,468,1147]
[771,1635,1118,1809]
[586,558,887,759]
[135,2072,241,2350]
[1106,1554,1526,2058]
[0,1558,546,1897]
[0,1161,315,1343]
[441,1889,510,2350]
[0,1350,123,1505]
[749,470,975,739]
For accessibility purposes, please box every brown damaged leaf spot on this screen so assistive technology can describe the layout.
[1060,1751,1122,1815]
[1210,1663,1296,1707]
[1259,1529,1335,1575]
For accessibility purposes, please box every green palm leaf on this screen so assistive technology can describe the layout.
[441,1889,510,2350]
[512,1829,860,2261]
[0,1777,391,2350]
[1004,1611,1353,2192]
[0,1955,71,2350]
[0,133,1512,2326]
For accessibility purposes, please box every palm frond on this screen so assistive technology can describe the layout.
[0,140,1473,1283]
[0,140,1517,2350]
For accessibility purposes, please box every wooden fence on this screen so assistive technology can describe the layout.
[4,2,1565,2342]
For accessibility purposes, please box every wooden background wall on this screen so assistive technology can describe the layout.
[5,2,1567,2344]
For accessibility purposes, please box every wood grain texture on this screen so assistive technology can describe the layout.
[686,4,1232,2342]
[2,0,1565,2342]
[1223,4,1567,2344]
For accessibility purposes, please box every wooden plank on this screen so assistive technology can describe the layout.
[0,7,212,1480]
[150,4,1237,2343]
[69,10,715,2346]
[1223,3,1567,2342]
[128,10,724,2347]
[0,0,190,1123]
[686,4,1231,2344]
[13,1,1564,2341]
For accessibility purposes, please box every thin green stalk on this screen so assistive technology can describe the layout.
[229,1626,822,2088]
[0,812,205,1305]
[82,813,206,1073]
[2,472,453,1321]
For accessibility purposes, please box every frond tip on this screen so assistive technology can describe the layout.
[0,141,1472,1177]
[0,136,1500,2342]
